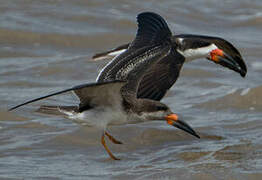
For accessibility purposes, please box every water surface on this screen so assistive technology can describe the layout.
[0,0,262,179]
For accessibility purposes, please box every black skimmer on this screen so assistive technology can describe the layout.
[9,12,200,160]
[93,30,247,102]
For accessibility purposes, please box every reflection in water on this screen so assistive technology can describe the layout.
[0,0,262,179]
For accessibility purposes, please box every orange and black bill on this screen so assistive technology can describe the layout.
[209,49,247,77]
[166,114,200,139]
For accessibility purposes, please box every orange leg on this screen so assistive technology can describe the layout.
[101,133,120,160]
[105,131,123,144]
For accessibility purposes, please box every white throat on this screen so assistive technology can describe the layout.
[177,43,218,62]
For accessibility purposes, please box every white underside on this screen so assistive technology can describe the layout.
[59,107,127,129]
[58,106,160,132]
[58,106,149,130]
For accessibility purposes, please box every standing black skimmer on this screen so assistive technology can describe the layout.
[93,31,247,102]
[9,12,200,160]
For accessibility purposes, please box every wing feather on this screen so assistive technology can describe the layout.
[137,49,185,100]
[9,81,126,112]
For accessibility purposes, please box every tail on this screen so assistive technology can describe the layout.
[36,105,79,116]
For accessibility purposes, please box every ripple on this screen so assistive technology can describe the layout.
[195,85,262,111]
[0,111,29,121]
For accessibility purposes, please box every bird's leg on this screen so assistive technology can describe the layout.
[101,133,120,160]
[105,131,123,144]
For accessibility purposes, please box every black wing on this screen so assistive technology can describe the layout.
[9,80,126,112]
[129,12,172,50]
[97,12,173,95]
[92,12,172,62]
[121,12,173,95]
[137,49,185,100]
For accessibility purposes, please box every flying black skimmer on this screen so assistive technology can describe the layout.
[9,12,200,160]
[93,29,247,102]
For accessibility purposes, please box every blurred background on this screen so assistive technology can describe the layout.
[0,0,262,179]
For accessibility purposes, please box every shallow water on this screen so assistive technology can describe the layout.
[0,0,262,179]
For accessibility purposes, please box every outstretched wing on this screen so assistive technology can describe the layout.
[9,81,126,112]
[92,11,173,62]
[74,81,125,112]
[95,13,186,101]
[121,12,174,96]
[94,44,185,101]
[97,12,173,98]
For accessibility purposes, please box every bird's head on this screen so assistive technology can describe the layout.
[174,34,247,77]
[140,101,200,138]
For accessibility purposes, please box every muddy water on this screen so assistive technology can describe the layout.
[0,0,262,179]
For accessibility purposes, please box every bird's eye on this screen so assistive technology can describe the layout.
[156,106,168,111]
